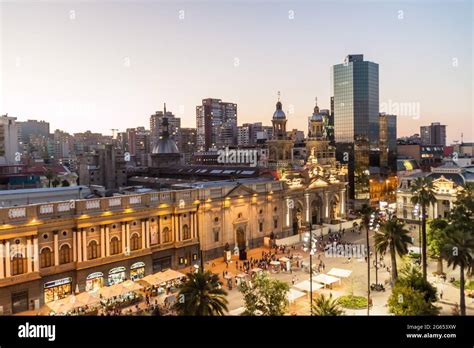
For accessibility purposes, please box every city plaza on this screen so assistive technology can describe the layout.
[15,220,472,316]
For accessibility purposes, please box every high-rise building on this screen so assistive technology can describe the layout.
[178,127,197,163]
[333,54,380,204]
[78,144,127,189]
[123,127,151,166]
[53,129,73,160]
[379,113,397,172]
[237,125,250,146]
[150,104,181,149]
[196,98,237,151]
[420,122,446,146]
[18,119,50,144]
[0,114,20,164]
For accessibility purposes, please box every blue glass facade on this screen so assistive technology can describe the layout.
[333,55,380,202]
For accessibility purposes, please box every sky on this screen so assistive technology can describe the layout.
[0,0,472,144]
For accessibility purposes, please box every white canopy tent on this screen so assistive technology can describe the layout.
[327,268,352,278]
[279,257,290,262]
[313,273,341,286]
[293,280,324,293]
[287,288,306,303]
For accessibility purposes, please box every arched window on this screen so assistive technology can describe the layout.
[11,253,27,275]
[130,233,141,251]
[162,227,172,243]
[40,248,53,268]
[110,237,120,255]
[182,225,190,240]
[87,240,99,260]
[59,244,71,264]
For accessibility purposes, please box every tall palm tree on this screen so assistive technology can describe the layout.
[374,216,412,282]
[441,185,474,316]
[358,203,375,315]
[411,177,437,280]
[441,228,473,316]
[311,293,344,316]
[174,270,228,316]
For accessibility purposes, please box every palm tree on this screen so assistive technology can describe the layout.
[441,228,473,316]
[311,293,344,316]
[358,203,375,315]
[374,216,412,282]
[174,270,228,316]
[441,185,474,316]
[427,218,448,275]
[411,177,437,280]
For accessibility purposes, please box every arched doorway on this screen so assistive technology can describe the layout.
[292,202,304,235]
[330,195,340,221]
[311,196,323,225]
[236,226,247,260]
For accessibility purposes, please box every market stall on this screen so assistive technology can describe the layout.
[293,280,324,293]
[279,257,291,272]
[287,288,306,304]
[327,268,352,278]
[269,260,281,273]
[313,273,341,288]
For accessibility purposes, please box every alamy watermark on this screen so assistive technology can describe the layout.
[217,147,258,167]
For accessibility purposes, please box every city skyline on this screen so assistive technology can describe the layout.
[1,1,472,143]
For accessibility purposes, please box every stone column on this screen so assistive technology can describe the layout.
[285,197,291,227]
[145,219,150,248]
[5,240,10,277]
[121,223,126,253]
[53,231,59,266]
[141,220,146,249]
[100,226,105,258]
[433,201,438,219]
[324,192,330,220]
[126,223,130,251]
[0,241,5,278]
[82,229,87,261]
[33,237,39,271]
[340,188,346,218]
[26,237,32,273]
[77,229,82,262]
[73,229,77,262]
[190,212,195,239]
[105,225,110,257]
[305,193,310,224]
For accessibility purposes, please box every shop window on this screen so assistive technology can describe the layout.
[182,225,190,240]
[87,241,99,260]
[110,237,121,255]
[11,291,28,314]
[59,244,71,264]
[213,227,219,242]
[259,222,263,232]
[162,227,172,243]
[130,234,141,251]
[12,254,27,275]
[274,219,278,229]
[40,248,53,268]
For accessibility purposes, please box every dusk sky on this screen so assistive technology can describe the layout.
[1,0,472,143]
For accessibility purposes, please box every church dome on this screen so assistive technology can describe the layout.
[311,112,323,122]
[273,101,286,119]
[152,138,179,154]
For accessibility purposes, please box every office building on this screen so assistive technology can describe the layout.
[196,98,237,151]
[420,122,446,146]
[333,54,380,206]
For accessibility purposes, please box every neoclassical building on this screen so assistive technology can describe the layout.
[0,173,346,314]
[0,97,348,315]
[396,161,473,221]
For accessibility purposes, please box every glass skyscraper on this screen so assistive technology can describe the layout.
[333,54,380,203]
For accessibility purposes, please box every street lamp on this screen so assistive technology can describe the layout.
[413,203,421,260]
[303,225,317,316]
